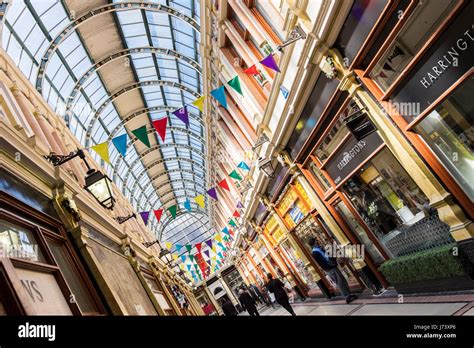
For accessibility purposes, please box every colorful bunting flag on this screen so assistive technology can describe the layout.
[243,65,259,75]
[192,96,205,113]
[280,85,290,99]
[131,125,150,148]
[195,242,202,254]
[210,86,228,109]
[184,199,192,212]
[236,201,244,209]
[205,240,213,249]
[165,242,172,250]
[217,178,230,191]
[186,264,192,271]
[168,205,177,219]
[229,219,237,227]
[217,252,223,259]
[152,118,167,142]
[237,161,250,171]
[204,250,210,259]
[173,106,189,126]
[194,195,205,208]
[227,76,243,95]
[215,235,223,243]
[181,255,187,263]
[233,210,241,218]
[222,227,229,235]
[91,142,110,164]
[186,245,192,254]
[176,244,183,253]
[173,254,178,261]
[153,208,163,223]
[260,54,280,72]
[228,170,242,181]
[139,211,150,225]
[111,134,127,157]
[207,187,218,200]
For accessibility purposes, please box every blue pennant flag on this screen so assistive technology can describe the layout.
[181,255,187,263]
[222,227,229,235]
[111,134,128,157]
[184,199,192,212]
[210,86,228,109]
[280,85,290,99]
[237,161,250,171]
[176,244,183,253]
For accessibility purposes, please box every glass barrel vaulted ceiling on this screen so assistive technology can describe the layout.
[2,0,215,272]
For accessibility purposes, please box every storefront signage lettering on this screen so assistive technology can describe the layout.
[420,27,474,89]
[21,279,44,303]
[325,131,384,185]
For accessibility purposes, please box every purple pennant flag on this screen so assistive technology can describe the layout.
[236,201,244,209]
[207,187,218,200]
[172,106,189,126]
[204,250,210,259]
[260,54,280,72]
[205,239,213,249]
[139,211,150,225]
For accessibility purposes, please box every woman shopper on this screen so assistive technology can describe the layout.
[266,273,296,316]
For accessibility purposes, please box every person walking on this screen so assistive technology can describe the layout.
[238,288,260,316]
[308,237,357,304]
[220,297,238,316]
[266,273,296,316]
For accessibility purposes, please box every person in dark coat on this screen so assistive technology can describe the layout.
[266,273,296,316]
[238,288,259,316]
[220,298,238,316]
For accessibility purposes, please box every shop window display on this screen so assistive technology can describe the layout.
[342,148,453,257]
[0,221,46,263]
[415,76,474,201]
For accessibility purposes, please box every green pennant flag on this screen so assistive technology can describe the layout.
[223,236,229,242]
[189,254,194,262]
[229,170,242,181]
[229,219,237,227]
[168,205,177,219]
[227,76,243,95]
[186,245,192,254]
[131,125,150,148]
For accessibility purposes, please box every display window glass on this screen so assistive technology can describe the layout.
[0,221,46,263]
[415,76,474,201]
[368,0,458,91]
[341,148,453,257]
[280,240,318,290]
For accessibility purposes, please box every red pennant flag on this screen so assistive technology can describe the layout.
[233,210,241,218]
[243,65,259,75]
[153,208,164,223]
[195,242,202,254]
[153,118,167,142]
[217,178,230,191]
[229,229,234,237]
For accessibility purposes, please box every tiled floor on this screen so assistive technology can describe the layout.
[239,294,474,316]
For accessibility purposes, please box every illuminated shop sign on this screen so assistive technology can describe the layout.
[325,131,383,185]
[392,3,474,120]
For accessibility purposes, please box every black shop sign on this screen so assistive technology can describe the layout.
[325,131,384,185]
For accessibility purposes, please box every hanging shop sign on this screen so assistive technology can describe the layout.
[345,111,377,141]
[392,2,474,121]
[325,131,383,185]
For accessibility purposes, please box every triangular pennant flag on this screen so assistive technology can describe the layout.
[186,245,192,254]
[227,76,243,95]
[91,142,111,164]
[195,242,202,254]
[176,244,182,253]
[194,195,205,208]
[280,85,290,99]
[206,259,212,266]
[172,106,189,126]
[191,256,196,264]
[205,239,213,249]
[217,252,223,259]
[152,118,167,142]
[218,242,225,249]
[131,125,150,148]
[173,253,178,261]
[223,236,229,242]
[233,210,241,218]
[139,211,150,225]
[111,134,127,157]
[210,86,228,109]
[207,187,218,200]
[153,208,163,223]
[237,161,250,171]
[228,170,242,181]
[186,264,192,271]
[229,219,237,227]
[192,96,205,113]
[204,250,210,259]
[260,54,280,72]
[215,235,223,243]
[236,201,244,209]
[217,178,230,191]
[165,242,172,250]
[168,205,177,219]
[184,199,192,212]
[181,255,187,263]
[222,227,229,235]
[243,65,259,75]
[229,229,234,237]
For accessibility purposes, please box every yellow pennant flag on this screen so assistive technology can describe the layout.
[173,253,178,261]
[194,194,205,208]
[91,142,110,164]
[192,96,205,112]
[215,235,223,243]
[166,242,172,250]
